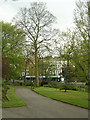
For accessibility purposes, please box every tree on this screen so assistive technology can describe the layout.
[13,2,57,87]
[2,21,25,80]
[2,54,11,80]
[60,28,88,82]
[58,0,88,83]
[73,0,88,82]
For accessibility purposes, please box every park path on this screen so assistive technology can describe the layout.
[2,87,88,118]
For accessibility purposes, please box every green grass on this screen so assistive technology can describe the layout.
[2,87,26,108]
[33,87,88,109]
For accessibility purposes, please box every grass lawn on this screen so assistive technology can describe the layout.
[33,87,88,109]
[2,87,26,108]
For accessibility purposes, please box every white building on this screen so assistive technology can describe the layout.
[51,57,66,76]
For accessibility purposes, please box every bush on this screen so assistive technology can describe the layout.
[23,81,35,86]
[48,82,60,89]
[42,81,88,92]
[61,83,88,92]
[2,80,13,86]
[85,86,88,92]
[14,82,21,86]
[43,84,49,87]
[74,85,88,92]
[2,84,10,101]
[48,82,88,92]
[59,83,66,90]
[40,81,48,86]
[67,84,76,90]
[22,82,26,86]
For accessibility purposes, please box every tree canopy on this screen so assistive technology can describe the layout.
[2,21,26,80]
[58,0,88,83]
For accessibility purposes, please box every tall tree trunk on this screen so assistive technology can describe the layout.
[24,61,27,83]
[24,68,26,83]
[35,43,39,87]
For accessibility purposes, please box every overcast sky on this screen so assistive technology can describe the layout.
[0,0,76,31]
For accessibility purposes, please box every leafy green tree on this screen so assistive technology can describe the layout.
[73,0,88,82]
[2,54,11,80]
[60,0,88,83]
[2,21,25,80]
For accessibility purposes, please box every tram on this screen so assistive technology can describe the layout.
[26,75,61,83]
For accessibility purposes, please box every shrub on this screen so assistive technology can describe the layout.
[2,80,13,86]
[24,81,35,86]
[62,84,88,92]
[40,81,48,86]
[67,84,76,90]
[42,81,88,92]
[13,82,20,86]
[48,82,60,89]
[74,85,88,92]
[43,84,49,87]
[2,84,10,101]
[59,83,66,90]
[59,83,88,92]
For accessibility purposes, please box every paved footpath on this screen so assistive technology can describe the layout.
[2,87,88,118]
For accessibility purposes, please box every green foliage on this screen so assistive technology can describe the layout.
[1,21,26,80]
[2,22,25,54]
[43,81,88,92]
[72,0,88,82]
[2,80,13,86]
[59,83,88,92]
[57,0,88,84]
[48,82,60,88]
[43,84,49,87]
[2,87,26,108]
[59,0,88,83]
[24,81,35,86]
[2,80,12,101]
[2,85,9,101]
[13,82,21,86]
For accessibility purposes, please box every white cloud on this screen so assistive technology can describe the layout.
[0,0,76,30]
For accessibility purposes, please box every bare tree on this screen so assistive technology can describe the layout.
[13,2,57,87]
